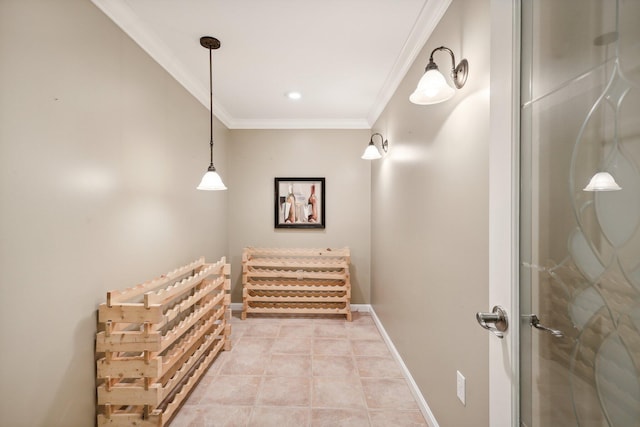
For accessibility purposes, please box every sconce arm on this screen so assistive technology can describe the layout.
[371,133,388,153]
[427,46,469,89]
[429,46,456,71]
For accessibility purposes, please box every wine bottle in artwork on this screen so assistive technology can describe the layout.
[286,184,296,223]
[308,184,318,222]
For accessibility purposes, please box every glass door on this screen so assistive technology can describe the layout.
[519,0,640,426]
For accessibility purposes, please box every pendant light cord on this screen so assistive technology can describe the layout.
[196,36,225,190]
[208,47,214,168]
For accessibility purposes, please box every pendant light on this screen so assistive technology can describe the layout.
[197,36,227,191]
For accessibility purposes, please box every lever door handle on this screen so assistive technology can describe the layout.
[476,305,508,338]
[528,314,563,337]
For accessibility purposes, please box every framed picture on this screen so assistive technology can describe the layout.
[274,177,325,229]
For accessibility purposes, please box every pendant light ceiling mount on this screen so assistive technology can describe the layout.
[197,35,227,191]
[200,36,220,50]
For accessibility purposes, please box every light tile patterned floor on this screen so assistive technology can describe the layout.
[171,311,427,427]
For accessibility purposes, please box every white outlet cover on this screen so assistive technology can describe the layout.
[456,370,466,405]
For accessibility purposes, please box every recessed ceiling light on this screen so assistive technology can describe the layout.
[286,91,302,100]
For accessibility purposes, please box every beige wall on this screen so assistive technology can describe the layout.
[0,1,228,426]
[1,0,492,425]
[227,129,371,304]
[371,0,490,425]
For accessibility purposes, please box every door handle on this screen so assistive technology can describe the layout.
[528,314,563,337]
[476,305,508,338]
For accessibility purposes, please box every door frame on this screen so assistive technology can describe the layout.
[489,1,520,426]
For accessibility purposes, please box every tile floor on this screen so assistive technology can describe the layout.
[172,311,428,427]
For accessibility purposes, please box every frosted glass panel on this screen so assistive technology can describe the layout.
[522,0,618,104]
[520,1,640,426]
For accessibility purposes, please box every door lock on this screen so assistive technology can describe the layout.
[476,305,508,338]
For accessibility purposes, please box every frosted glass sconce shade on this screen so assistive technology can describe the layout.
[409,65,455,104]
[361,133,388,160]
[410,46,468,105]
[361,143,382,160]
[583,172,622,191]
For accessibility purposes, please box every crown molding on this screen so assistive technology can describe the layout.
[366,0,453,126]
[91,0,235,129]
[92,0,450,130]
[226,118,371,130]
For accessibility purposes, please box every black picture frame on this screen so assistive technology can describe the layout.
[274,177,325,229]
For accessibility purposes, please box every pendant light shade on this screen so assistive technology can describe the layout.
[197,167,227,190]
[197,36,227,191]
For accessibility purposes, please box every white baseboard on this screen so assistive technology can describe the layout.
[369,306,440,427]
[350,303,371,312]
[230,301,438,426]
[230,303,372,313]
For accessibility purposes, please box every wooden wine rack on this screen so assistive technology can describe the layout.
[95,256,231,426]
[242,247,351,321]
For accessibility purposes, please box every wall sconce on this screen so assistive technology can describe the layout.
[409,46,469,105]
[361,133,389,160]
[197,36,227,191]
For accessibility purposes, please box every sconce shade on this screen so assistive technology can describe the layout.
[409,66,455,105]
[361,142,382,160]
[583,172,622,191]
[410,46,468,105]
[197,168,227,191]
[361,133,388,160]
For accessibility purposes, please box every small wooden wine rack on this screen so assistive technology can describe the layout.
[95,256,231,426]
[241,247,351,321]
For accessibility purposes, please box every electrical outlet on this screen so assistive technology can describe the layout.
[456,370,466,405]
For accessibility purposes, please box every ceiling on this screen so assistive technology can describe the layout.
[91,0,450,129]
